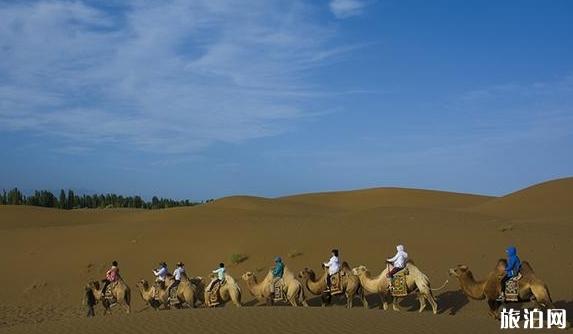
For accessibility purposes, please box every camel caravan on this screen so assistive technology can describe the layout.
[84,246,554,320]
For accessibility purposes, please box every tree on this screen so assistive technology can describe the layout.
[59,189,67,209]
[67,190,75,209]
[7,188,23,205]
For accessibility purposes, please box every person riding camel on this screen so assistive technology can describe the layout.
[497,246,522,301]
[207,263,226,292]
[323,249,340,292]
[173,262,186,283]
[102,260,119,293]
[153,262,169,283]
[386,244,408,279]
[270,256,284,295]
[170,262,186,292]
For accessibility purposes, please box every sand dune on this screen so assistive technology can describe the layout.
[0,178,571,333]
[470,177,573,220]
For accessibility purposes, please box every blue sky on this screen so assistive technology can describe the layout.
[1,0,572,200]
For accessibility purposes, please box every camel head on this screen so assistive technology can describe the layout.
[448,265,470,278]
[87,280,100,290]
[165,274,175,284]
[136,279,150,290]
[495,258,507,273]
[241,272,255,281]
[352,265,368,276]
[297,267,314,280]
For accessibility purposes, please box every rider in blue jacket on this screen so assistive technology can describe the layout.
[497,246,522,301]
[270,256,284,296]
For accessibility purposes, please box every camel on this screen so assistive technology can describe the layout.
[136,279,168,310]
[352,263,445,314]
[204,273,242,307]
[165,274,205,308]
[86,279,131,315]
[297,262,367,308]
[449,260,554,319]
[241,267,308,307]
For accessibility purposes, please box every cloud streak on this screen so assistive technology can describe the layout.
[329,0,369,18]
[0,0,349,153]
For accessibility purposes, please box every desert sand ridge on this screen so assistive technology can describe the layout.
[0,177,571,333]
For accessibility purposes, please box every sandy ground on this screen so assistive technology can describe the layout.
[0,177,571,333]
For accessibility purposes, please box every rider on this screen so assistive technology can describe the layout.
[323,249,340,292]
[170,262,186,292]
[102,260,119,292]
[207,263,226,292]
[173,262,186,283]
[270,256,284,295]
[153,262,169,283]
[497,246,522,301]
[386,244,408,279]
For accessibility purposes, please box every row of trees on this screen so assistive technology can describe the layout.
[0,188,211,210]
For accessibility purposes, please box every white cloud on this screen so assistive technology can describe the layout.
[0,0,350,153]
[329,0,368,18]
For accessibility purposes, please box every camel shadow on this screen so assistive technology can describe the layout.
[554,300,573,316]
[436,290,469,315]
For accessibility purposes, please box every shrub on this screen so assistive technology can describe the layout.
[230,253,248,264]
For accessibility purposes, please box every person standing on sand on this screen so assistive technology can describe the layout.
[207,263,226,291]
[153,262,169,282]
[270,256,284,295]
[323,249,340,292]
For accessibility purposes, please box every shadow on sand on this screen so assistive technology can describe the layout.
[436,290,470,315]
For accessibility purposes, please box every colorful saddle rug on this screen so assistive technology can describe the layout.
[103,282,118,305]
[206,281,222,307]
[273,279,285,302]
[329,271,345,295]
[390,268,409,297]
[505,274,521,302]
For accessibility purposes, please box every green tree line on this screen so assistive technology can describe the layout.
[0,188,212,209]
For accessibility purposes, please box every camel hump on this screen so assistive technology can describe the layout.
[520,261,535,274]
[341,261,351,272]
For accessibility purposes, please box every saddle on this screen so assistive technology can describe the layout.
[168,283,179,305]
[206,280,223,307]
[328,271,345,295]
[504,273,522,302]
[390,268,409,297]
[272,279,286,302]
[103,281,118,305]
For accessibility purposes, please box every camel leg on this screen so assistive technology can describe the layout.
[418,294,427,313]
[86,305,95,317]
[321,293,331,307]
[288,295,299,307]
[392,297,400,312]
[487,299,501,319]
[530,284,554,308]
[427,294,438,315]
[380,293,389,310]
[117,292,131,314]
[360,289,369,309]
[230,291,242,307]
[297,289,308,307]
[122,301,131,314]
[346,292,353,309]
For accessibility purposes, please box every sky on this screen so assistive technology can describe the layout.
[1,0,572,200]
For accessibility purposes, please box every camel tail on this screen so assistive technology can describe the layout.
[298,284,306,304]
[126,288,131,306]
[431,279,449,291]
